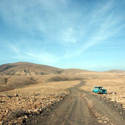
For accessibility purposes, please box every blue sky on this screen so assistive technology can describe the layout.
[0,0,125,71]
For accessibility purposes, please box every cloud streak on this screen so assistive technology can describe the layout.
[0,0,125,69]
[8,43,59,65]
[63,0,125,58]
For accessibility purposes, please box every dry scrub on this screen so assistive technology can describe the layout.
[80,72,125,108]
[0,81,79,124]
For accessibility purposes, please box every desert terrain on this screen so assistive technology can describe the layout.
[80,71,125,108]
[0,62,125,125]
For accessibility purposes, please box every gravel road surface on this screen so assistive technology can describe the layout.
[28,82,125,125]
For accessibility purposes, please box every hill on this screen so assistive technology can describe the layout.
[0,62,62,75]
[106,70,125,73]
[61,68,92,74]
[0,62,63,92]
[0,62,92,92]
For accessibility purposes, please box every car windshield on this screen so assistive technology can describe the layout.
[95,87,103,89]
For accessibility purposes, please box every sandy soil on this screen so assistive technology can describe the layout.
[0,81,79,124]
[80,72,125,108]
[1,70,125,125]
[27,81,125,125]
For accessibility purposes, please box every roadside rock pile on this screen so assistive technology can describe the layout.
[92,93,125,119]
[0,91,69,125]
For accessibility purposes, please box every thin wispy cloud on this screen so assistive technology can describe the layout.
[62,28,77,43]
[25,51,59,64]
[0,0,125,70]
[9,44,20,54]
[8,43,59,65]
[64,0,125,58]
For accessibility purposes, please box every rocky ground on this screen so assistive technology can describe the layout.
[1,71,125,125]
[80,72,125,108]
[27,81,125,125]
[0,81,78,125]
[0,91,69,125]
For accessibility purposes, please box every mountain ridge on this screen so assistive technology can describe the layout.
[0,62,63,75]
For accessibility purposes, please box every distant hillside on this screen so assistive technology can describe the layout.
[0,62,63,75]
[0,62,64,92]
[0,62,91,92]
[106,70,125,73]
[61,69,93,75]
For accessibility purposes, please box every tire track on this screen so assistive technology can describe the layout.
[29,81,125,125]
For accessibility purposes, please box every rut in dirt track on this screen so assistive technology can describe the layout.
[28,81,125,125]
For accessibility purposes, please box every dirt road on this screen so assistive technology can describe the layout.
[28,82,125,125]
